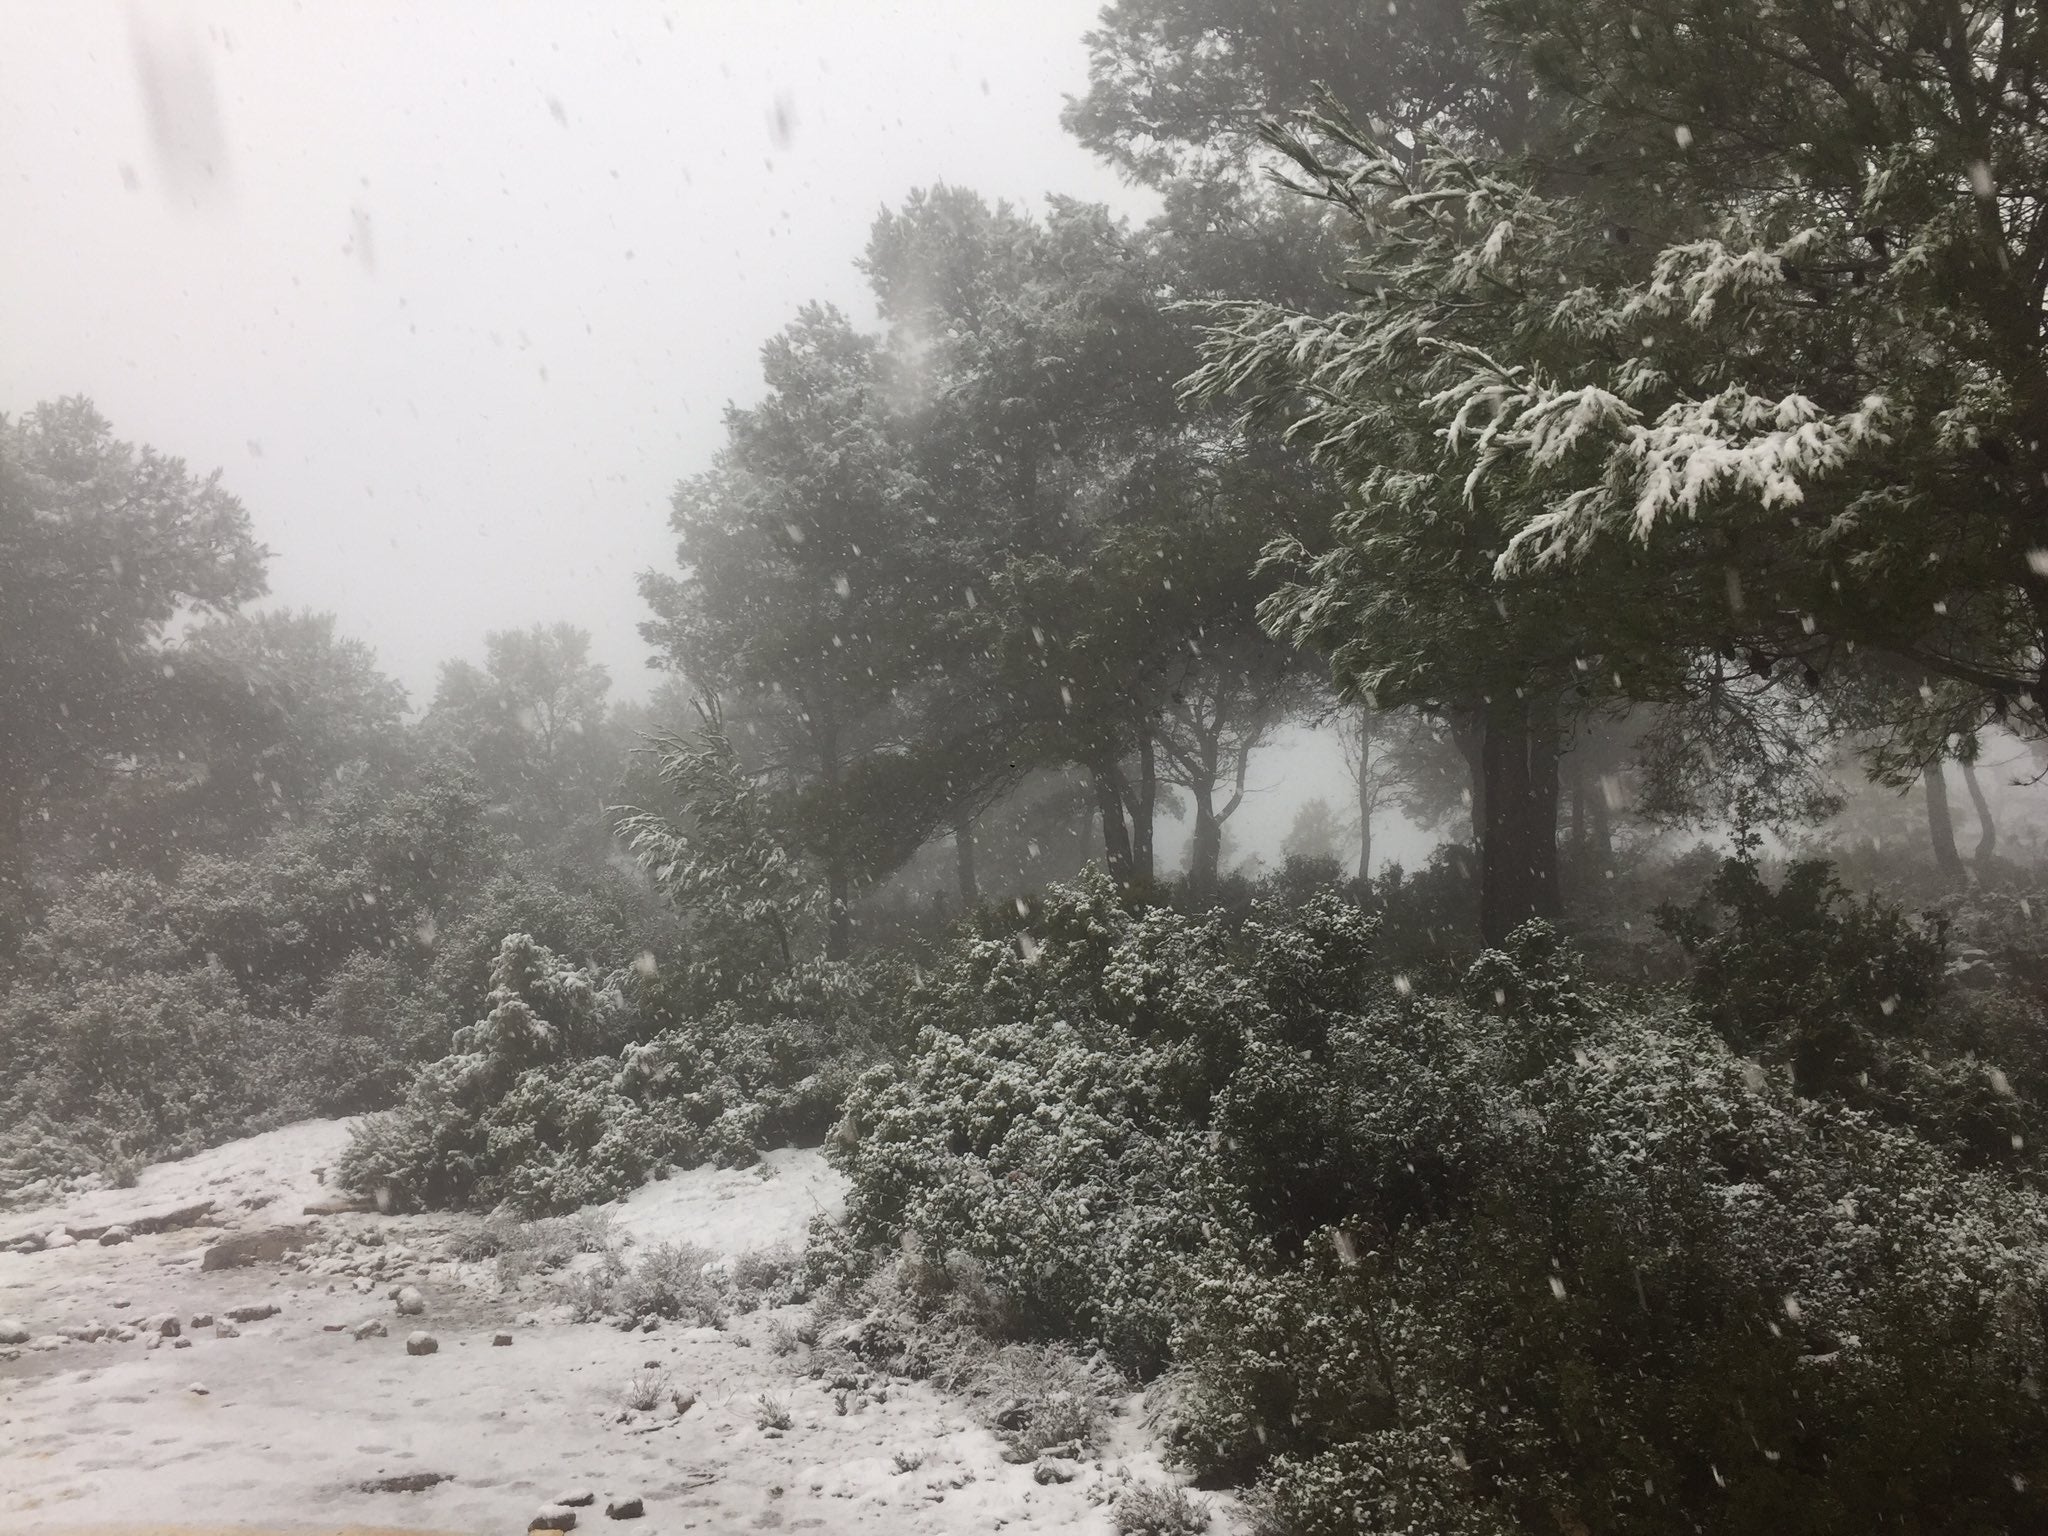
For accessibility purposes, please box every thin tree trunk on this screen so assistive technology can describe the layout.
[825,867,852,961]
[953,811,980,908]
[1478,694,1562,949]
[1924,762,1965,883]
[1093,766,1134,884]
[1355,711,1374,882]
[1569,757,1589,871]
[1960,759,1997,864]
[1132,726,1157,885]
[1190,784,1221,898]
[0,764,26,945]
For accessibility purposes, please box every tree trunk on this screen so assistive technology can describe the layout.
[953,811,980,908]
[0,763,25,945]
[1478,694,1562,949]
[1132,726,1157,885]
[825,867,852,961]
[1960,759,1998,864]
[1568,756,1589,871]
[1450,708,1486,844]
[1190,784,1221,897]
[1588,768,1613,863]
[1354,711,1374,882]
[1093,766,1135,884]
[1924,762,1965,884]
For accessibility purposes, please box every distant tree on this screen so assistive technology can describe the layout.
[1281,796,1344,865]
[0,399,266,926]
[428,622,615,849]
[642,306,923,957]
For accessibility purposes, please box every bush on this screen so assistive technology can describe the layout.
[817,871,2048,1534]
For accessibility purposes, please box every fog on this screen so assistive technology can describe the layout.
[2,0,1147,700]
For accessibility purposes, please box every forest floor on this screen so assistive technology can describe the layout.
[0,1121,1223,1535]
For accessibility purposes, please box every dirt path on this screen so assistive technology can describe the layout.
[1,1123,1220,1534]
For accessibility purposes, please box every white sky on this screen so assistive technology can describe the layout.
[1,0,1151,705]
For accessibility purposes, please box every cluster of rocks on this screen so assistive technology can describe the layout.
[2,1198,217,1255]
[0,1304,278,1359]
[529,1488,645,1528]
[282,1223,448,1296]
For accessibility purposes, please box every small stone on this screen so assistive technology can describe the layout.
[556,1491,597,1508]
[492,1332,514,1347]
[215,1321,241,1338]
[351,1319,387,1341]
[152,1314,183,1338]
[99,1225,132,1246]
[0,1319,28,1345]
[394,1286,425,1316]
[529,1505,577,1531]
[173,1337,193,1349]
[604,1497,644,1520]
[405,1330,438,1356]
[1033,1457,1082,1485]
[227,1303,279,1323]
[44,1231,76,1249]
[638,1315,659,1333]
[201,1225,309,1271]
[144,1333,163,1350]
[189,1313,215,1329]
[189,1381,209,1395]
[111,1325,137,1342]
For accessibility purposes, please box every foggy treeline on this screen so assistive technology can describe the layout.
[11,1,2048,1531]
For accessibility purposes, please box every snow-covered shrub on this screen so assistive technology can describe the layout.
[827,871,1384,1373]
[824,871,2048,1531]
[1113,1479,1211,1536]
[1167,929,2048,1532]
[335,933,691,1214]
[1660,855,2044,1171]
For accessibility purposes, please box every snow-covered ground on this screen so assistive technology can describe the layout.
[0,1121,1217,1534]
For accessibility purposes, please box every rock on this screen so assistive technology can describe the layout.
[99,1225,133,1246]
[111,1324,137,1341]
[604,1497,644,1520]
[173,1337,192,1349]
[351,1318,388,1340]
[529,1505,577,1531]
[44,1231,76,1250]
[31,1335,66,1352]
[226,1303,280,1323]
[189,1382,210,1396]
[1033,1457,1082,1485]
[405,1330,438,1356]
[517,1311,541,1328]
[140,1313,181,1337]
[492,1332,514,1347]
[303,1194,377,1216]
[394,1285,425,1316]
[144,1334,163,1351]
[323,1323,347,1332]
[201,1226,309,1271]
[214,1321,241,1338]
[189,1313,215,1329]
[0,1319,28,1345]
[359,1471,452,1493]
[556,1491,597,1508]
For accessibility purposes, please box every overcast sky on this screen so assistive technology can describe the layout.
[1,0,1151,704]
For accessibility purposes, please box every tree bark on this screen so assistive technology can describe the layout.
[1354,711,1374,882]
[1960,758,1998,864]
[1185,781,1220,897]
[0,762,26,944]
[953,810,980,908]
[1093,765,1135,884]
[1132,725,1157,884]
[1924,762,1965,884]
[1478,694,1562,949]
[1588,767,1613,863]
[825,867,852,961]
